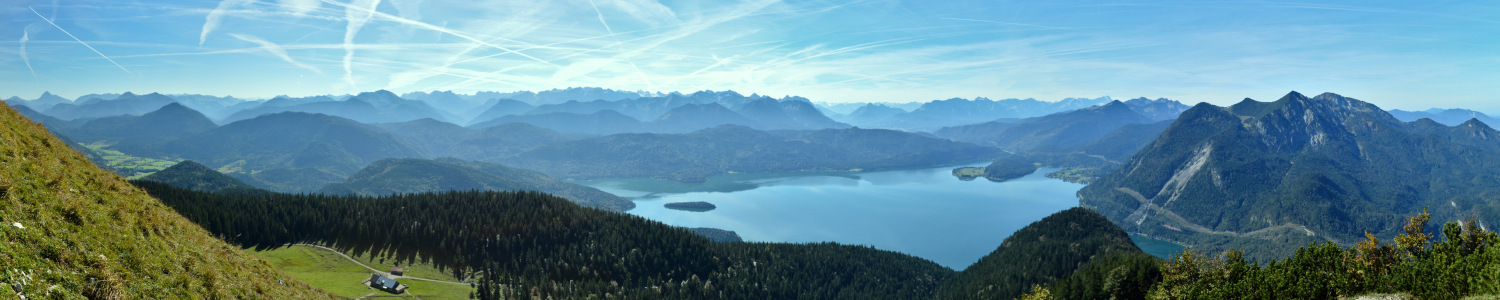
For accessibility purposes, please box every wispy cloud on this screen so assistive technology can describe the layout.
[279,0,322,17]
[29,6,133,76]
[940,17,1072,30]
[322,0,558,66]
[20,29,37,83]
[229,33,322,74]
[200,0,254,46]
[340,0,380,90]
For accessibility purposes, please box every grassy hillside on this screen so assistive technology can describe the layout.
[0,103,329,298]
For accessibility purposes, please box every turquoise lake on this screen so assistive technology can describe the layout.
[578,163,1182,270]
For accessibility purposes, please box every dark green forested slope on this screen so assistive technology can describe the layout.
[135,182,955,299]
[936,207,1160,300]
[0,103,330,299]
[506,124,1002,182]
[318,157,634,210]
[1081,91,1500,262]
[140,160,254,192]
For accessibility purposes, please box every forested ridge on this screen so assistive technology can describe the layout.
[936,208,1161,300]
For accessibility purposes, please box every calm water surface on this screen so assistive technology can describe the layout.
[578,163,1178,270]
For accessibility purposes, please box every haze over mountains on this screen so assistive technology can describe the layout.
[14,86,1500,298]
[23,86,1500,261]
[14,88,1180,213]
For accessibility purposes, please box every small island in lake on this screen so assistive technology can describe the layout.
[952,167,987,181]
[952,157,1039,182]
[664,201,717,212]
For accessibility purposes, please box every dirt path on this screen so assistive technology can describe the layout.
[291,244,472,286]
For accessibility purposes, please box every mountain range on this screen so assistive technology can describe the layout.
[43,92,179,120]
[221,90,457,124]
[319,158,633,210]
[849,96,1116,130]
[1079,91,1500,261]
[503,125,1002,182]
[1388,108,1500,126]
[18,100,1002,195]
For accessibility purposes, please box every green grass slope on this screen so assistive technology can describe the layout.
[250,245,474,299]
[0,103,330,298]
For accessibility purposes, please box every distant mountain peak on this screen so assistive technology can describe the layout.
[156,102,191,111]
[1314,92,1345,99]
[1460,118,1492,129]
[1281,90,1307,100]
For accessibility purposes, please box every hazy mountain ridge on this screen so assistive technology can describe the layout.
[3,91,73,111]
[1389,107,1500,126]
[503,124,1003,182]
[162,111,427,192]
[44,92,178,120]
[221,90,456,124]
[858,96,1115,130]
[318,157,633,210]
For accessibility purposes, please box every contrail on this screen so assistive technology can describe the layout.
[587,0,655,90]
[201,0,253,46]
[342,0,380,89]
[322,0,558,67]
[230,33,323,74]
[29,6,134,76]
[940,17,1070,30]
[20,30,38,83]
[587,0,615,36]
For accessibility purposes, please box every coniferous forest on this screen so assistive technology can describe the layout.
[133,181,955,299]
[136,178,1500,299]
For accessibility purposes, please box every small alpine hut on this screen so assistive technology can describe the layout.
[363,274,409,294]
[390,268,405,276]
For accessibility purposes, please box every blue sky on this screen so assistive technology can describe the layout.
[2,0,1497,111]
